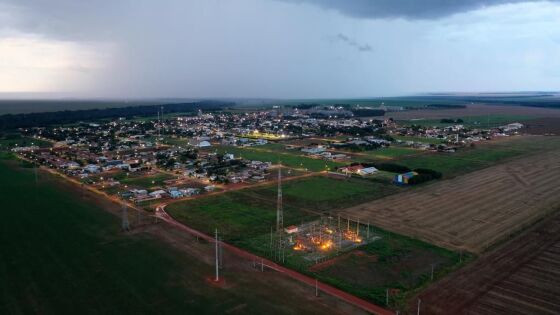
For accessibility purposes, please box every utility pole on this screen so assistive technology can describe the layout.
[219,236,223,269]
[34,162,38,185]
[121,203,130,231]
[431,264,435,281]
[417,298,421,315]
[386,288,389,306]
[215,228,219,282]
[315,279,318,297]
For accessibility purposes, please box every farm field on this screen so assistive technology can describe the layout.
[359,147,421,160]
[384,104,560,120]
[341,148,560,254]
[216,145,343,171]
[521,117,560,135]
[397,135,560,178]
[0,153,364,315]
[412,207,560,314]
[402,114,536,128]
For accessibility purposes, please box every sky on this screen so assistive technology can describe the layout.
[0,0,559,99]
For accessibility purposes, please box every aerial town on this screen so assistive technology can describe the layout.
[13,106,524,207]
[3,1,560,314]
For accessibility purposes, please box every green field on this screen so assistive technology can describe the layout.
[242,176,402,213]
[166,191,317,252]
[398,136,560,177]
[402,114,535,128]
[0,153,344,314]
[359,147,421,160]
[120,172,176,188]
[216,145,344,171]
[393,135,445,144]
[0,135,52,149]
[312,226,470,307]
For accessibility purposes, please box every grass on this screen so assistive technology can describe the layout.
[0,152,344,314]
[0,155,220,313]
[120,172,176,189]
[165,172,467,309]
[398,135,560,177]
[359,147,420,160]
[393,135,445,144]
[216,145,344,171]
[311,225,472,308]
[402,114,536,128]
[166,192,317,252]
[0,135,52,149]
[242,175,402,213]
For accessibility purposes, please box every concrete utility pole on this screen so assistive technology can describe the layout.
[386,288,389,306]
[417,298,421,315]
[122,203,130,231]
[215,228,219,282]
[431,264,435,281]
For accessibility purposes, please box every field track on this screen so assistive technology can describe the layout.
[408,207,560,314]
[341,150,560,253]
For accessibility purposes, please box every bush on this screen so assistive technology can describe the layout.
[406,168,442,185]
[373,163,411,173]
[414,168,442,179]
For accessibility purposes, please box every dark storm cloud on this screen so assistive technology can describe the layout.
[282,0,556,19]
[332,33,372,52]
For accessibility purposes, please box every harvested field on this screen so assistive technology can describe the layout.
[341,150,560,254]
[410,208,560,315]
[380,104,560,120]
[521,117,560,135]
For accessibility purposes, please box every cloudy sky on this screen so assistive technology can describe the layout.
[0,0,559,98]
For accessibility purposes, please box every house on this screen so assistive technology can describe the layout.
[84,164,100,173]
[169,190,183,199]
[130,189,148,196]
[394,171,419,185]
[180,188,200,196]
[301,145,326,154]
[285,225,299,234]
[340,165,364,174]
[357,166,378,176]
[149,190,167,198]
[197,140,212,148]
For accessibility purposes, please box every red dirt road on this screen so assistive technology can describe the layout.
[156,205,393,315]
